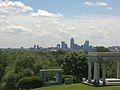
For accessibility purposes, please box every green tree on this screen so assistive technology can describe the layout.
[62,52,87,82]
[14,57,35,73]
[2,73,19,90]
[0,52,7,82]
[95,46,110,52]
[0,50,67,89]
[18,69,34,78]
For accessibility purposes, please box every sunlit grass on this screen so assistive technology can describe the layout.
[33,83,120,90]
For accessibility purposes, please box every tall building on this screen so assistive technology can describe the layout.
[61,41,69,51]
[61,41,65,50]
[84,40,90,51]
[70,37,74,50]
[57,38,92,51]
[37,45,39,50]
[57,44,60,49]
[34,45,36,50]
[70,37,81,51]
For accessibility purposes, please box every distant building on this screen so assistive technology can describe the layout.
[57,44,60,49]
[70,37,74,50]
[34,45,36,50]
[37,45,39,50]
[83,40,89,51]
[61,41,69,51]
[69,38,92,51]
[70,37,81,51]
[83,40,92,51]
[21,47,24,50]
[1,37,94,52]
[29,45,44,51]
[108,46,120,52]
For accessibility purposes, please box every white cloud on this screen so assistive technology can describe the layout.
[89,25,94,29]
[107,7,113,10]
[6,24,27,32]
[84,1,112,10]
[97,2,107,6]
[1,13,120,47]
[84,1,108,6]
[0,1,119,48]
[0,1,33,13]
[84,2,96,6]
[31,9,63,17]
[0,23,30,35]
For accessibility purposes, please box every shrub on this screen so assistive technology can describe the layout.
[18,69,34,79]
[19,76,43,89]
[1,73,19,90]
[62,75,77,84]
[1,83,6,90]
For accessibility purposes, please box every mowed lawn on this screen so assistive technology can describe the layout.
[33,83,120,90]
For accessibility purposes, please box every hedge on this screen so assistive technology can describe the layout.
[19,76,43,89]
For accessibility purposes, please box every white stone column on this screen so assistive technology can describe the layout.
[102,62,106,85]
[117,62,120,79]
[94,61,99,85]
[88,61,92,82]
[56,72,62,84]
[56,72,59,83]
[44,73,46,83]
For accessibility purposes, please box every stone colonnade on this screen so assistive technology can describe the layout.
[87,52,120,86]
[88,61,105,85]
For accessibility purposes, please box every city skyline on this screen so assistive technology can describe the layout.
[0,37,93,52]
[1,37,120,52]
[0,0,120,48]
[0,37,91,48]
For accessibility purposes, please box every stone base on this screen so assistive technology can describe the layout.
[83,79,120,87]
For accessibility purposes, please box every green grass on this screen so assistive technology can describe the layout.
[33,83,120,90]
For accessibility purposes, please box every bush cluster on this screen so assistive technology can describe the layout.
[19,76,43,89]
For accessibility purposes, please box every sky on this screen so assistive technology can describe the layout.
[0,0,120,48]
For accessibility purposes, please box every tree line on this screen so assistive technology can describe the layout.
[0,46,116,89]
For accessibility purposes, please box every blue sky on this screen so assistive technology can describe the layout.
[17,0,120,16]
[0,0,120,48]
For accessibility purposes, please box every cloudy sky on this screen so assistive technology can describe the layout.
[0,0,120,48]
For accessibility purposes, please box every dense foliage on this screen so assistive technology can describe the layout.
[19,76,42,89]
[0,49,117,89]
[0,51,66,89]
[62,52,88,82]
[95,46,110,52]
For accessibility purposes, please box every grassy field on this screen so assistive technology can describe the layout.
[33,83,120,90]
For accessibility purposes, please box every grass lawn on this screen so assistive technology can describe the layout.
[33,83,120,90]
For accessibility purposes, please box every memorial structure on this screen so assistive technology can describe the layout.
[40,69,62,86]
[84,52,120,86]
